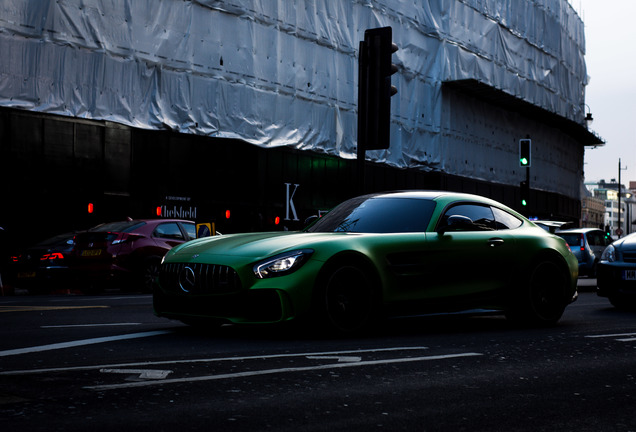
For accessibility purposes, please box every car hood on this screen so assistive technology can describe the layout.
[614,233,636,251]
[167,231,353,261]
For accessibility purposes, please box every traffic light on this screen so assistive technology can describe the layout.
[358,26,399,151]
[520,180,529,207]
[519,139,531,167]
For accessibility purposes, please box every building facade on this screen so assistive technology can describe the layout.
[0,0,601,248]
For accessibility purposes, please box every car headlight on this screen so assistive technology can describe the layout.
[253,249,313,279]
[601,244,616,262]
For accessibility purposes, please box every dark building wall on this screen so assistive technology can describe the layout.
[0,108,580,252]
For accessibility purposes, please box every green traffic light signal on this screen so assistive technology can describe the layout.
[521,199,527,206]
[519,139,531,167]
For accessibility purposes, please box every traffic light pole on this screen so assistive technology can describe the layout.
[357,40,368,195]
[525,166,530,213]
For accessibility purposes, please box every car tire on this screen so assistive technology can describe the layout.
[314,260,379,335]
[140,256,162,293]
[506,259,568,326]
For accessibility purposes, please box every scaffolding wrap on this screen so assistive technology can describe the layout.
[0,0,588,196]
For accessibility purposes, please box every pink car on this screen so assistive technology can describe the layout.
[70,219,196,292]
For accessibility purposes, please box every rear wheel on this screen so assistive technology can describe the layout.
[506,260,568,326]
[315,261,379,335]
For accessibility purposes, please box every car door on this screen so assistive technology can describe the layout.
[416,203,520,302]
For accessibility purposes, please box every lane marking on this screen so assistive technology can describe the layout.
[50,296,149,302]
[305,355,362,363]
[85,352,483,391]
[100,368,173,379]
[0,330,172,357]
[41,323,141,328]
[0,305,109,313]
[585,332,636,338]
[0,346,430,375]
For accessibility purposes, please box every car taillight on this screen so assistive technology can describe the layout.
[580,234,585,251]
[41,252,64,261]
[10,255,20,262]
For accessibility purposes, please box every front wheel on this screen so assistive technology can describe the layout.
[506,260,568,326]
[315,262,379,335]
[139,257,162,293]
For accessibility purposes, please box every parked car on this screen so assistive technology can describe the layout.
[154,191,578,334]
[597,232,636,309]
[555,228,612,277]
[6,232,76,293]
[70,219,196,292]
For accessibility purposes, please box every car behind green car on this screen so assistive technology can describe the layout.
[154,191,578,334]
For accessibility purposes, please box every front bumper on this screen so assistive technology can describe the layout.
[596,262,636,299]
[153,288,294,324]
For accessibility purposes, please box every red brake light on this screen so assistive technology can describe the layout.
[580,234,585,251]
[41,252,64,261]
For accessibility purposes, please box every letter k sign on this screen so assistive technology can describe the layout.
[285,183,300,221]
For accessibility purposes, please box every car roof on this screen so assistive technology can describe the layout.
[368,190,513,209]
[369,190,495,202]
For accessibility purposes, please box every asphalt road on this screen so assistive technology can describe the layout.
[1,279,635,432]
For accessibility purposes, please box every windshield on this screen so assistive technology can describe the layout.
[557,233,580,247]
[306,196,436,233]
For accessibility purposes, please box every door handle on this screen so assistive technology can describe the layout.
[488,238,505,247]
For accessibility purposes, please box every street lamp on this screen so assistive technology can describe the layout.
[584,104,593,129]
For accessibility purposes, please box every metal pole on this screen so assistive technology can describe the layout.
[618,158,621,238]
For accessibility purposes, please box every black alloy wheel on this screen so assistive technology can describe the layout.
[320,263,377,334]
[507,260,567,326]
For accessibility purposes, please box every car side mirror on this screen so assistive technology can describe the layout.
[439,215,474,234]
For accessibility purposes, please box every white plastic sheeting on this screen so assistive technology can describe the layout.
[0,0,587,195]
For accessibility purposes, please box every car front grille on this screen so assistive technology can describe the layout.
[623,252,636,264]
[159,262,241,294]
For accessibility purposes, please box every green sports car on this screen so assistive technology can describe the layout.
[153,191,578,333]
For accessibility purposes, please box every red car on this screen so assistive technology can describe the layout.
[70,219,196,292]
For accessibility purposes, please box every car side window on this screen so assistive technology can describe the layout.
[491,207,523,230]
[182,222,196,240]
[154,223,185,241]
[439,204,496,231]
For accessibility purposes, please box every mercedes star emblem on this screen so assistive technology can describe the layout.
[178,266,196,292]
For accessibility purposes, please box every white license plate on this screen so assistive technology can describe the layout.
[623,270,636,281]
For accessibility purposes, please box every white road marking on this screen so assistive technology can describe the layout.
[305,355,362,362]
[585,332,636,339]
[0,330,172,357]
[41,323,141,328]
[85,352,483,391]
[100,368,173,379]
[0,346,430,375]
